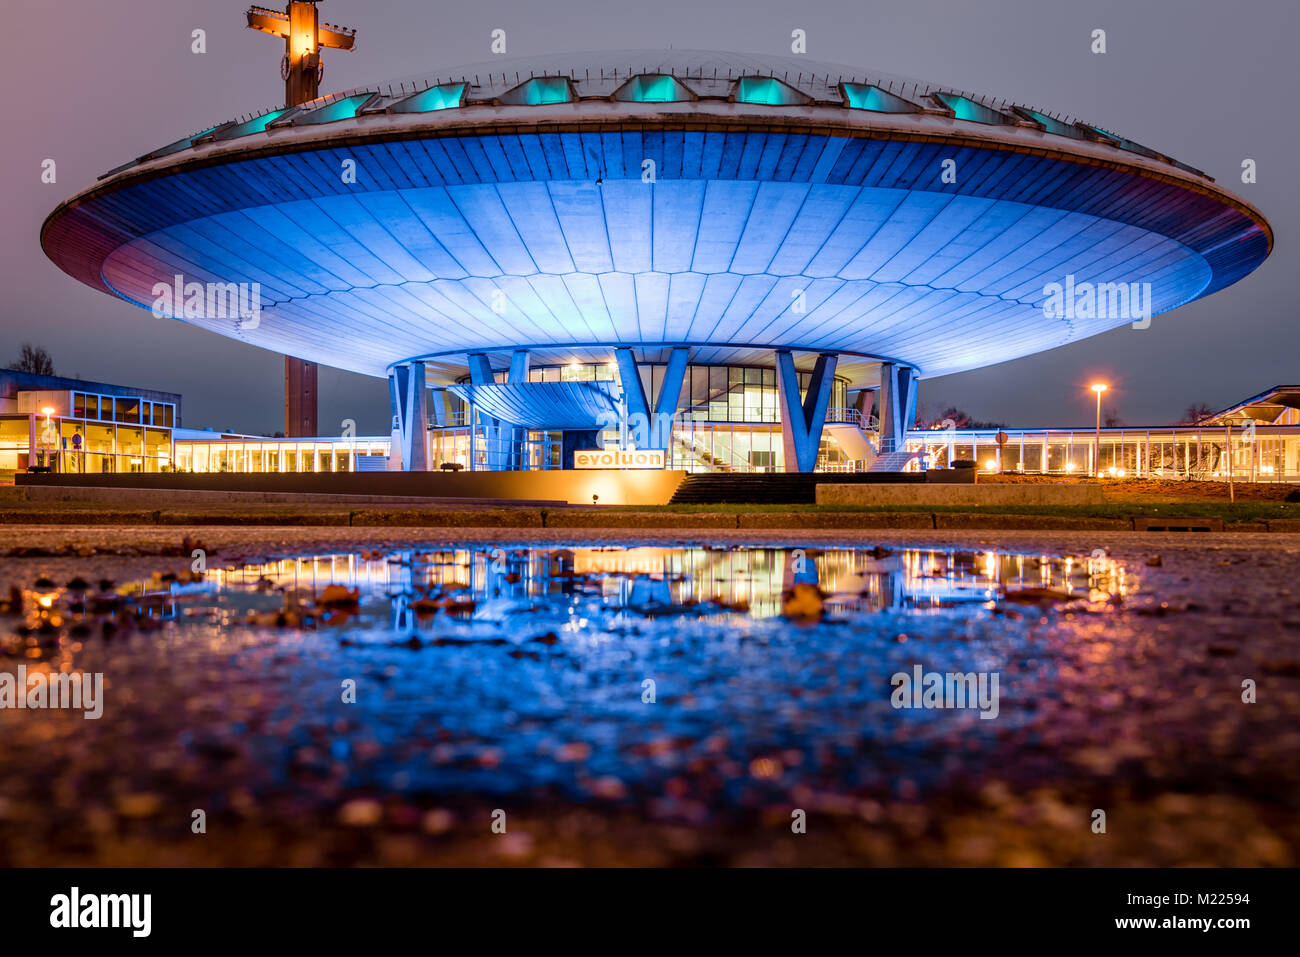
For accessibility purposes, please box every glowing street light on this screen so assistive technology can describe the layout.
[40,406,55,469]
[1090,383,1108,477]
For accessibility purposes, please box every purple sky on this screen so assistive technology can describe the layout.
[6,0,1296,433]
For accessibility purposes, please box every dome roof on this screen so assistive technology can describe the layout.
[42,49,1271,384]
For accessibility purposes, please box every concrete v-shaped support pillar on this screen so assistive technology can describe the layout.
[613,347,689,449]
[878,362,918,454]
[505,351,530,469]
[467,352,531,469]
[387,362,428,471]
[508,350,530,383]
[466,353,506,470]
[776,350,838,472]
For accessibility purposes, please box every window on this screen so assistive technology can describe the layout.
[614,74,692,103]
[390,82,466,113]
[115,397,140,424]
[74,393,86,418]
[295,93,374,125]
[735,76,809,106]
[1084,126,1163,159]
[214,109,290,140]
[841,83,918,114]
[709,367,728,421]
[1012,107,1087,139]
[499,76,575,106]
[143,126,219,160]
[932,93,1011,126]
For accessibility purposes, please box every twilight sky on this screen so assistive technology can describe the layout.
[5,0,1295,433]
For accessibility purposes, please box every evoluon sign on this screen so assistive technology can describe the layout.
[573,449,665,469]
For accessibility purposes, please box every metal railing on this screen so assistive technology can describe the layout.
[825,407,878,432]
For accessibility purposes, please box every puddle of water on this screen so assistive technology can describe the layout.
[4,544,1133,806]
[126,543,1131,622]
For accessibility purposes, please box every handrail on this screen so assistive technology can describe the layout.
[825,407,878,431]
[672,434,756,472]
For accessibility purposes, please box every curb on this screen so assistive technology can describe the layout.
[1,507,1296,533]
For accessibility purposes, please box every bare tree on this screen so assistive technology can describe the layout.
[7,343,54,376]
[1174,403,1216,426]
[916,405,1005,430]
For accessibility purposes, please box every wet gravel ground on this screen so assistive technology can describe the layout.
[0,525,1297,867]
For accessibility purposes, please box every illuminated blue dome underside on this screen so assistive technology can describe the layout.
[85,130,1260,379]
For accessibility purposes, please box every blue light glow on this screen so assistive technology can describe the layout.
[51,127,1268,384]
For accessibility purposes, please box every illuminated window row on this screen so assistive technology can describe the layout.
[72,391,175,428]
[172,439,389,473]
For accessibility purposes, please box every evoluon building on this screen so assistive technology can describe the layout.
[41,49,1272,473]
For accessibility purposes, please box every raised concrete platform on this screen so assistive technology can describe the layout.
[816,482,1104,507]
[14,469,687,507]
[1,486,564,508]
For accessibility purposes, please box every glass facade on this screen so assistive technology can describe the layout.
[0,417,30,472]
[4,390,180,473]
[908,426,1300,482]
[68,390,175,429]
[519,361,848,426]
[7,376,1299,482]
[172,438,389,473]
[440,361,855,472]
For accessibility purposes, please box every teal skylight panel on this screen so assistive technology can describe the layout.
[1013,107,1086,139]
[735,76,807,106]
[932,93,1010,125]
[295,93,374,125]
[390,83,467,113]
[842,83,918,113]
[500,76,575,106]
[214,109,291,140]
[1086,126,1162,159]
[146,127,220,159]
[616,74,692,103]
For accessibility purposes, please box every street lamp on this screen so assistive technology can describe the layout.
[40,406,55,469]
[1090,384,1108,477]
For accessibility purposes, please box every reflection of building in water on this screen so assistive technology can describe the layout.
[181,545,1130,625]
